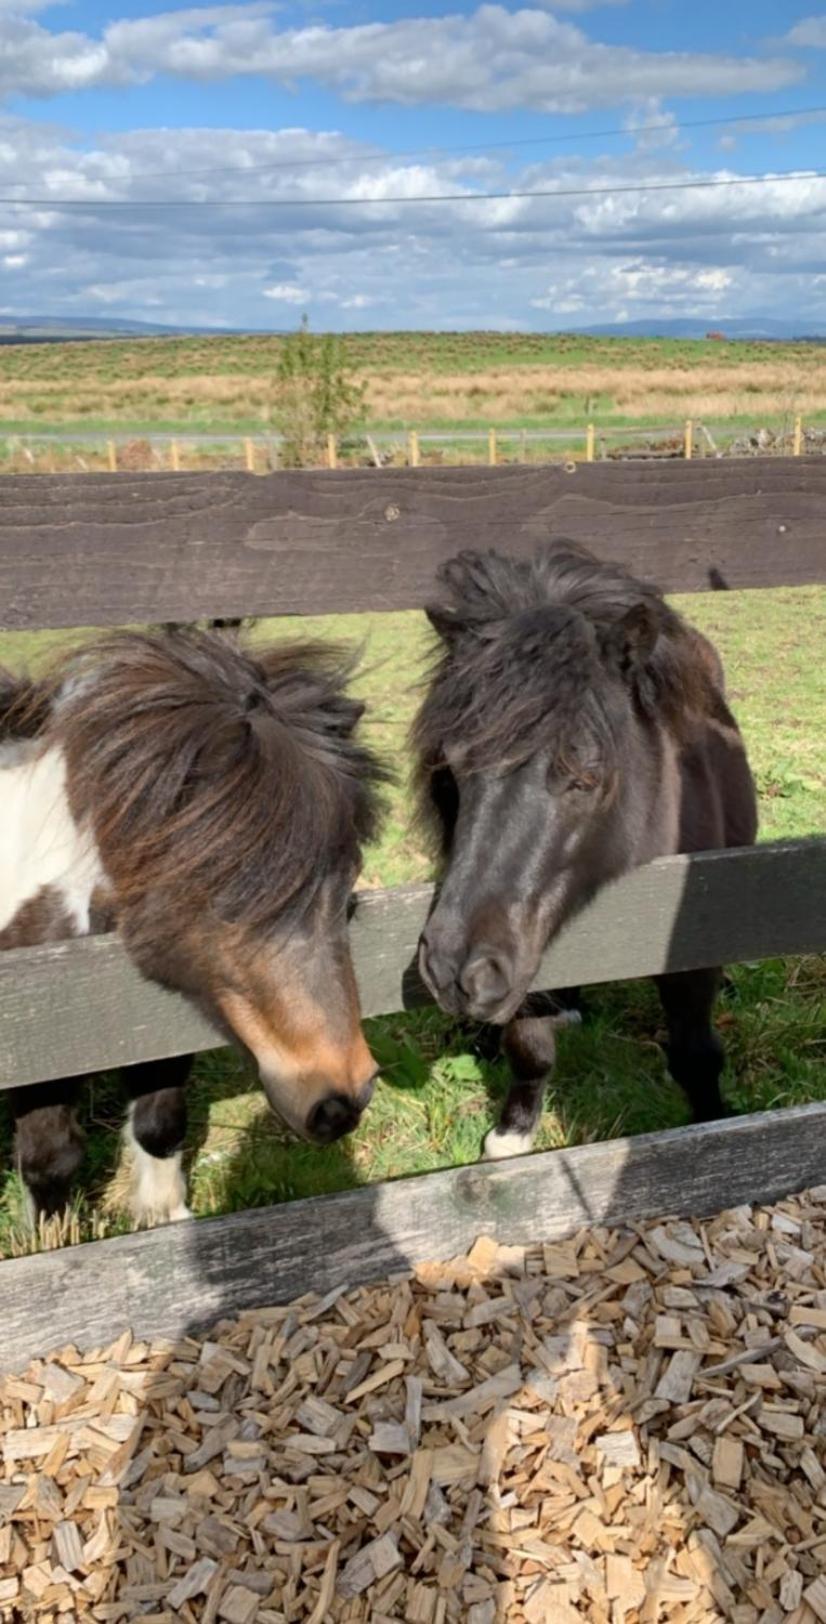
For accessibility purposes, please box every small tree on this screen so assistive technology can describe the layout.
[274,315,365,466]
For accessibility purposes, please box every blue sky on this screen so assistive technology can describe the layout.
[1,0,826,328]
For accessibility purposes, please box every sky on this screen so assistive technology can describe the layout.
[1,0,826,330]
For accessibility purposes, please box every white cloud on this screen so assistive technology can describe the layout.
[1,120,825,332]
[624,97,680,153]
[263,282,309,303]
[786,16,826,46]
[0,3,803,111]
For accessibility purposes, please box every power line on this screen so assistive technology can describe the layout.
[77,101,826,184]
[2,168,825,210]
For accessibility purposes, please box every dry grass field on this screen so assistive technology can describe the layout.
[1,332,825,436]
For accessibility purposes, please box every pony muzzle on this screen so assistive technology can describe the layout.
[419,928,523,1024]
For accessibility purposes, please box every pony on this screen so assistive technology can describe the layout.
[412,541,758,1159]
[1,628,386,1222]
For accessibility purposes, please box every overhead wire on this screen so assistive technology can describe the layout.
[2,168,825,209]
[61,101,826,183]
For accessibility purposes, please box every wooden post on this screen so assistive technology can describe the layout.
[586,423,595,463]
[244,438,255,473]
[488,427,497,466]
[684,420,693,461]
[170,440,180,473]
[519,430,527,464]
[697,422,706,459]
[326,433,337,469]
[793,416,803,457]
[408,431,420,468]
[106,440,117,473]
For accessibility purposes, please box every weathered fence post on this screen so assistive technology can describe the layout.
[684,420,694,461]
[106,440,117,473]
[244,438,255,473]
[408,431,420,468]
[793,416,803,457]
[170,440,181,473]
[326,434,337,470]
[488,428,497,466]
[586,423,595,463]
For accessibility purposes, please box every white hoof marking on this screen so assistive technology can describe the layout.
[552,1007,582,1028]
[125,1110,189,1227]
[483,1128,535,1161]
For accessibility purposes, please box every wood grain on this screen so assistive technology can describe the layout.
[1,839,823,1089]
[2,1102,825,1368]
[1,462,825,629]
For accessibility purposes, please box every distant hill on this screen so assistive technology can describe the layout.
[2,314,825,345]
[571,317,826,341]
[0,316,266,343]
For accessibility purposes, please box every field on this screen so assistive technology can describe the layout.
[1,332,826,439]
[1,586,824,1256]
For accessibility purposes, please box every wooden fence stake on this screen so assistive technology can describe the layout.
[170,440,181,472]
[488,427,497,466]
[244,438,255,473]
[519,429,527,463]
[408,431,420,468]
[106,440,117,473]
[684,419,694,460]
[326,433,337,469]
[586,423,595,463]
[793,415,803,457]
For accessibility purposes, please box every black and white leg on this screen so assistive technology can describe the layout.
[122,1055,193,1225]
[655,968,728,1123]
[11,1080,85,1222]
[483,1012,557,1160]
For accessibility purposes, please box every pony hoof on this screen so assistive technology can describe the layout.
[552,1007,582,1029]
[483,1128,535,1161]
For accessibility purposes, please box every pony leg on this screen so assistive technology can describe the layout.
[483,1013,556,1160]
[122,1055,193,1225]
[11,1081,85,1222]
[655,968,727,1123]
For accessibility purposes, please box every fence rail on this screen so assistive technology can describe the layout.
[2,841,824,1090]
[2,460,825,630]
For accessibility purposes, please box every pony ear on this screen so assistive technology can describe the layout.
[602,602,659,675]
[425,604,464,644]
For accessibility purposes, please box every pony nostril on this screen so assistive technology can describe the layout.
[306,1093,363,1144]
[419,935,454,996]
[459,949,512,1011]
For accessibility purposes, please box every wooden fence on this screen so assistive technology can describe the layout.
[1,414,820,473]
[1,459,825,1368]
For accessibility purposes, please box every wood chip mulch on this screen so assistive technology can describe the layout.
[3,1187,826,1622]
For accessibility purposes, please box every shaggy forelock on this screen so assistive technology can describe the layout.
[413,540,718,819]
[9,628,387,929]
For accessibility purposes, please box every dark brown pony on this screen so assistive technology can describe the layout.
[413,541,757,1159]
[0,629,386,1221]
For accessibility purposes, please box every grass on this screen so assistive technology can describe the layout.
[1,588,824,1255]
[2,332,826,438]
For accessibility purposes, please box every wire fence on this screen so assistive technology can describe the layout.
[1,417,824,473]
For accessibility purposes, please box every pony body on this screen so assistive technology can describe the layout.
[1,628,386,1221]
[414,541,758,1157]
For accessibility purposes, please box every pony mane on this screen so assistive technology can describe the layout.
[0,665,51,741]
[34,628,387,928]
[413,540,719,806]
